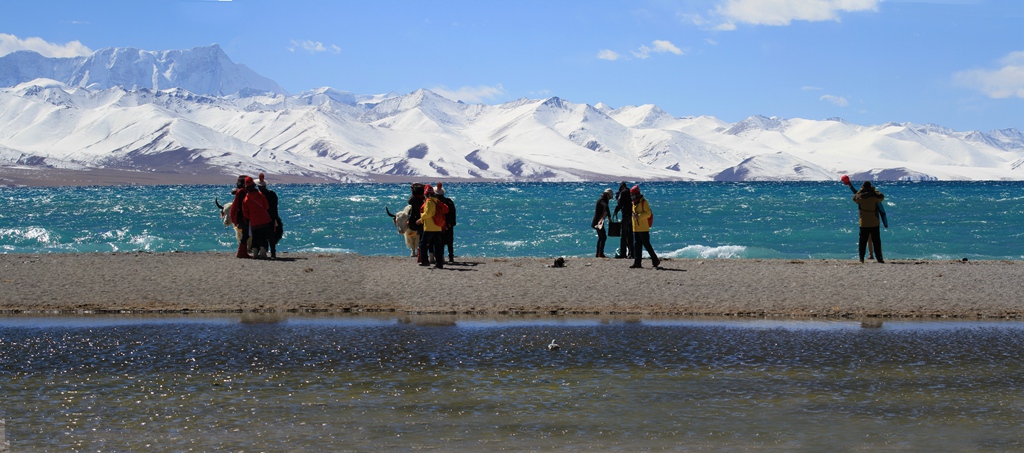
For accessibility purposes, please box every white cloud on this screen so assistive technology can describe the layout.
[432,84,505,103]
[715,0,879,28]
[631,40,686,60]
[597,49,621,61]
[953,51,1024,99]
[652,40,685,55]
[820,94,849,106]
[0,33,92,58]
[288,39,341,54]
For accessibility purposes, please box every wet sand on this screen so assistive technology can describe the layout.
[2,252,1023,319]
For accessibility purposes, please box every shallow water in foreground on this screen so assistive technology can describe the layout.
[3,316,1024,451]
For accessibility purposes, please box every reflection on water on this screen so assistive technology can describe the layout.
[2,316,1024,451]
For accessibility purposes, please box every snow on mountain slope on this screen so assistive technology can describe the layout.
[0,45,284,97]
[1,44,1024,182]
[3,78,1024,182]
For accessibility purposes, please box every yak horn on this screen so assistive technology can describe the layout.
[386,206,396,218]
[215,197,224,210]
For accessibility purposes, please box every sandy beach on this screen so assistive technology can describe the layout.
[2,252,1023,319]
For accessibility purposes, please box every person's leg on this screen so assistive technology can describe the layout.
[431,232,445,268]
[871,227,884,263]
[618,226,626,258]
[596,227,607,257]
[418,230,430,266]
[631,232,646,268]
[644,234,660,267]
[270,220,282,259]
[235,226,251,259]
[251,226,266,259]
[445,228,454,262]
[625,227,634,259]
[858,228,869,262]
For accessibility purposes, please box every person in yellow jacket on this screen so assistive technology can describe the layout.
[629,185,660,269]
[416,184,449,269]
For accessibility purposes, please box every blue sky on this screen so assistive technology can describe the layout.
[1,0,1022,132]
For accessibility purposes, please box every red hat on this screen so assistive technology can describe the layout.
[423,184,435,196]
[244,176,255,188]
[629,185,641,196]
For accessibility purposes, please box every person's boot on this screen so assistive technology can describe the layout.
[270,247,277,260]
[258,247,269,259]
[236,242,251,259]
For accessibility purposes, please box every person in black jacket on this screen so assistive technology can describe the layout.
[612,182,633,259]
[435,183,457,263]
[256,173,283,259]
[592,188,613,258]
[408,183,426,260]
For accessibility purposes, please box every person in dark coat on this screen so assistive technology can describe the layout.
[852,181,885,263]
[612,182,633,259]
[256,173,283,259]
[592,188,613,258]
[435,182,457,263]
[408,183,426,260]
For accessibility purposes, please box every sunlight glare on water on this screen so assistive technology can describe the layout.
[2,316,1024,451]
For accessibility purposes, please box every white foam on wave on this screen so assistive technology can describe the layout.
[303,247,355,254]
[496,240,528,248]
[0,227,52,244]
[130,234,161,251]
[664,244,748,259]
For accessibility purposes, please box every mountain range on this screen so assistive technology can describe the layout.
[1,44,1022,184]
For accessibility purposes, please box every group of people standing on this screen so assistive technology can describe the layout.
[407,182,457,269]
[592,178,888,266]
[229,173,283,259]
[592,182,660,268]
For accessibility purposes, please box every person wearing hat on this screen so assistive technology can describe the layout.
[629,185,660,268]
[435,182,457,263]
[256,173,283,259]
[591,188,614,258]
[241,176,274,259]
[612,181,633,259]
[416,184,449,269]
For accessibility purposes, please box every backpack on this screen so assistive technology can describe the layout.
[431,198,449,230]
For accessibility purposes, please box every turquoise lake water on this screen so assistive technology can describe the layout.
[2,181,1023,260]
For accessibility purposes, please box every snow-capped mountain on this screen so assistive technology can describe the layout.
[0,44,284,97]
[1,45,1023,183]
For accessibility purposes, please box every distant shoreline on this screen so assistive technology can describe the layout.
[2,252,1023,319]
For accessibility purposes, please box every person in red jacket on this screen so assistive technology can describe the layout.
[242,176,273,259]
